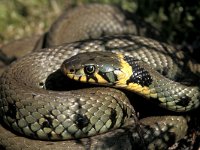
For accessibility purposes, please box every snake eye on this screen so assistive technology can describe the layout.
[84,65,95,75]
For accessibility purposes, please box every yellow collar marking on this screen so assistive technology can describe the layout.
[115,54,151,97]
[115,54,133,85]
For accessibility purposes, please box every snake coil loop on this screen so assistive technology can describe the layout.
[0,3,200,150]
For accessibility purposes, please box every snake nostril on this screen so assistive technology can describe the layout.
[69,69,75,73]
[39,82,44,87]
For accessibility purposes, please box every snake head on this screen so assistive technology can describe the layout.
[61,52,131,86]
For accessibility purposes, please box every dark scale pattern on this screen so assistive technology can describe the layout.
[75,114,89,129]
[6,103,17,119]
[124,56,153,87]
[176,96,191,107]
[108,108,117,130]
[42,116,54,128]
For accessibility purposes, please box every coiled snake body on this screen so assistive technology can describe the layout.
[0,4,200,150]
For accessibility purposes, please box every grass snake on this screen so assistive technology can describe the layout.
[0,4,200,150]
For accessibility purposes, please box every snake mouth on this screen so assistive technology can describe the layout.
[61,65,75,79]
[61,63,85,83]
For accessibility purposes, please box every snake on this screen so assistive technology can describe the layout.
[0,3,200,150]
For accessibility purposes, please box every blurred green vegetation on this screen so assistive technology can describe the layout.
[0,0,200,51]
[135,0,200,50]
[0,0,67,45]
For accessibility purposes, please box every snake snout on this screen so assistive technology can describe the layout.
[61,58,75,76]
